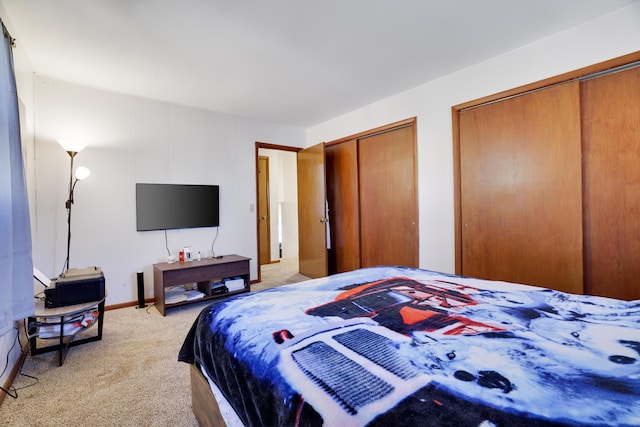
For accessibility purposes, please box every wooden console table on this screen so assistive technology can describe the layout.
[153,254,250,316]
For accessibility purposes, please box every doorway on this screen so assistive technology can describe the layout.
[255,142,302,282]
[258,155,271,265]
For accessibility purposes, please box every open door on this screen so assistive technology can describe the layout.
[297,142,327,278]
[258,156,271,265]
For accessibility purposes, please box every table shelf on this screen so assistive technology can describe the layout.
[153,254,251,316]
[28,297,106,366]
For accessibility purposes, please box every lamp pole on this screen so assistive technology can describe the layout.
[58,141,90,276]
[64,150,78,273]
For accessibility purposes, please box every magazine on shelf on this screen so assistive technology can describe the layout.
[165,285,205,304]
[38,310,99,338]
[224,277,245,292]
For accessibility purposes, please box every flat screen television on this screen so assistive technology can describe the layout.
[136,183,219,231]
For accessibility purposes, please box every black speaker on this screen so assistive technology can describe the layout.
[136,271,146,308]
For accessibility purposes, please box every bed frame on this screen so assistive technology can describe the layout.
[190,363,227,427]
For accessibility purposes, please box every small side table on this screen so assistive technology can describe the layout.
[28,296,106,366]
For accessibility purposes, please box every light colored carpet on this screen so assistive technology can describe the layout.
[0,257,309,426]
[253,256,309,291]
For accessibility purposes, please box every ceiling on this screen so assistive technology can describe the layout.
[1,0,637,127]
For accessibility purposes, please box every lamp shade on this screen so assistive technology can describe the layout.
[58,140,88,153]
[74,166,91,180]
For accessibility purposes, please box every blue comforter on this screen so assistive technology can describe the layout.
[179,266,640,426]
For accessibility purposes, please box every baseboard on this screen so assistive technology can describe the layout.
[105,297,154,311]
[0,339,29,407]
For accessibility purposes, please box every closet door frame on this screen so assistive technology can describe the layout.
[325,117,419,272]
[452,51,640,275]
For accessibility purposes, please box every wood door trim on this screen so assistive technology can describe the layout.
[454,51,640,111]
[324,118,419,270]
[254,142,302,282]
[256,142,302,152]
[325,117,417,147]
[452,51,640,276]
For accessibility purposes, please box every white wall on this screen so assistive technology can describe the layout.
[28,78,305,306]
[6,2,640,310]
[258,148,299,261]
[307,3,640,275]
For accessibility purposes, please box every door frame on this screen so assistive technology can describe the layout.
[258,155,271,266]
[325,117,418,273]
[254,142,302,283]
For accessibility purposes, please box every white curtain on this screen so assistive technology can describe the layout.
[0,20,34,337]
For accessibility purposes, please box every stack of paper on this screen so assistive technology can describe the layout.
[184,290,205,301]
[165,286,188,304]
[225,277,245,292]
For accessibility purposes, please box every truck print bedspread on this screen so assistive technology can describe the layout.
[179,266,640,426]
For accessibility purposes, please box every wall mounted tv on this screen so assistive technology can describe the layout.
[136,183,219,231]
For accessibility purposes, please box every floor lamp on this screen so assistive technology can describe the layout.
[58,141,91,274]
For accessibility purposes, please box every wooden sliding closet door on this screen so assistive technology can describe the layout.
[459,81,583,293]
[359,125,418,268]
[582,66,640,300]
[326,139,361,273]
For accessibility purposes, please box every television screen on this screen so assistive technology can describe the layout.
[136,183,220,231]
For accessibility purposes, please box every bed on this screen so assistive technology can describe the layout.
[178,266,640,426]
